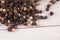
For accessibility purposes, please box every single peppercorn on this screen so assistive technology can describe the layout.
[40,16,44,19]
[7,27,16,32]
[50,0,56,4]
[31,21,37,25]
[39,10,43,13]
[47,4,51,8]
[46,8,49,11]
[50,12,54,16]
[56,0,59,1]
[44,16,48,19]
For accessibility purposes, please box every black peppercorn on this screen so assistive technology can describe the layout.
[46,8,49,11]
[40,16,44,19]
[7,27,12,32]
[7,24,17,32]
[44,16,48,19]
[50,12,54,16]
[47,4,51,8]
[50,0,56,4]
[23,22,27,25]
[56,0,59,1]
[7,27,15,32]
[31,21,37,25]
[39,10,43,13]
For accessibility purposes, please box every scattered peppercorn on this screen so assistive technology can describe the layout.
[31,21,37,25]
[40,16,44,19]
[50,0,56,4]
[46,8,49,11]
[44,16,48,19]
[50,12,54,16]
[56,0,59,1]
[47,4,51,8]
[39,10,43,13]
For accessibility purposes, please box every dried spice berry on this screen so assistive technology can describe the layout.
[46,8,49,11]
[7,27,15,32]
[50,12,54,16]
[50,0,56,4]
[40,16,44,19]
[47,4,51,8]
[39,10,43,13]
[31,21,37,25]
[56,0,59,1]
[44,16,48,19]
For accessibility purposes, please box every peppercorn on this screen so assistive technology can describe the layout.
[46,8,49,11]
[31,21,37,25]
[39,10,43,13]
[44,16,48,19]
[50,0,56,4]
[7,27,15,32]
[47,4,51,8]
[50,12,54,16]
[56,0,59,1]
[23,22,27,25]
[40,16,44,19]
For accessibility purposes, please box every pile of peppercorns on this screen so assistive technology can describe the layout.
[0,0,59,32]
